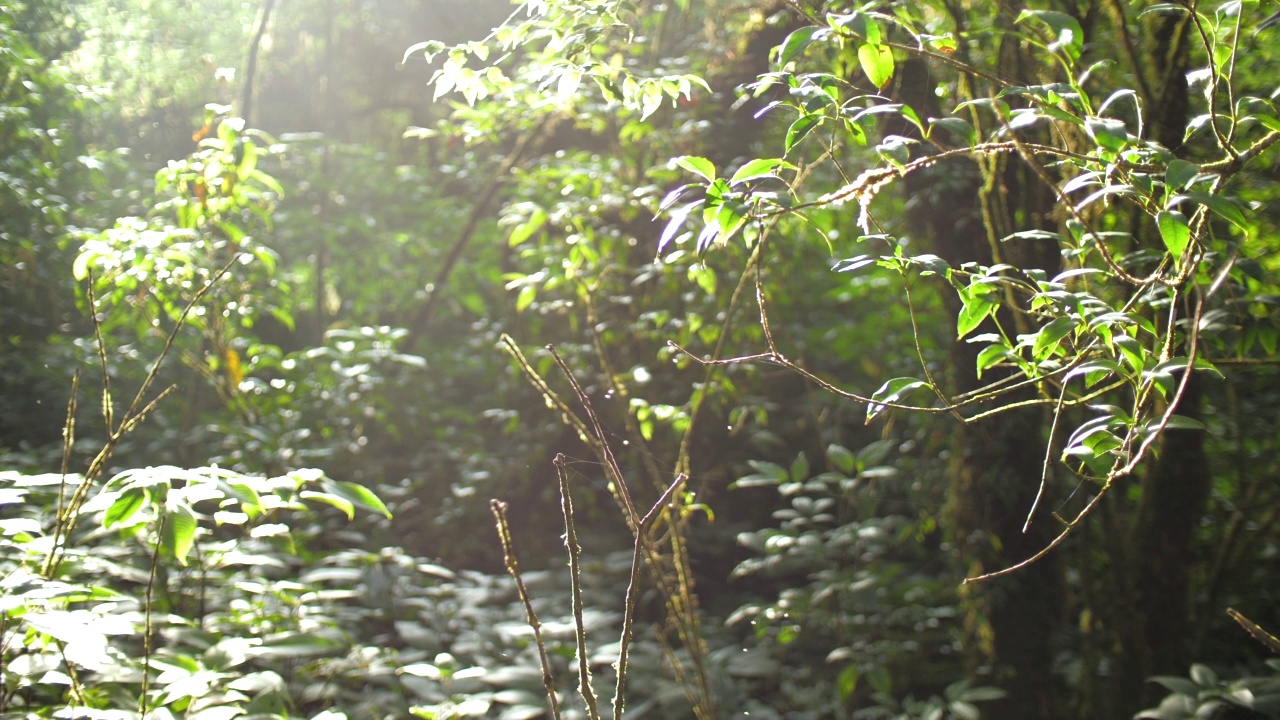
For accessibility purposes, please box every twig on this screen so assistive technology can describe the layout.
[498,335,590,442]
[54,372,80,539]
[614,473,686,719]
[44,255,239,578]
[1226,608,1280,654]
[548,347,640,529]
[555,455,602,720]
[1024,384,1067,533]
[87,274,114,433]
[967,291,1205,583]
[490,500,563,720]
[140,511,167,717]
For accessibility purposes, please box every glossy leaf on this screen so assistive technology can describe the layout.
[1157,210,1192,260]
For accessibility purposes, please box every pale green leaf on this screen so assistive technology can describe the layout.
[858,44,894,89]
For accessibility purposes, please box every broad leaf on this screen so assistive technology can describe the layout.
[1156,210,1192,260]
[858,44,895,89]
[162,504,197,567]
[673,156,716,183]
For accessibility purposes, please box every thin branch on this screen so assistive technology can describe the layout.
[45,256,238,578]
[555,455,602,720]
[1024,384,1068,533]
[491,500,563,720]
[54,372,79,537]
[1226,608,1280,654]
[140,511,167,717]
[548,347,640,529]
[87,274,114,433]
[408,114,561,338]
[967,291,1205,583]
[614,473,686,719]
[499,335,591,441]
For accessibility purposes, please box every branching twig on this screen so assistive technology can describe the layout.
[967,291,1205,583]
[615,473,686,719]
[44,254,240,578]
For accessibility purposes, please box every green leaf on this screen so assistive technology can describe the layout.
[1171,192,1248,230]
[731,460,790,489]
[928,116,977,147]
[1149,676,1199,695]
[867,377,929,423]
[1190,664,1218,686]
[327,482,392,519]
[659,202,697,254]
[556,69,582,102]
[1017,9,1084,62]
[827,444,856,474]
[789,452,810,482]
[714,202,748,246]
[402,40,446,65]
[515,285,537,313]
[162,505,197,566]
[1165,159,1198,191]
[957,295,997,339]
[508,207,547,247]
[862,18,882,45]
[1067,358,1126,388]
[1157,210,1192,260]
[976,343,1012,377]
[729,158,793,186]
[104,487,149,528]
[248,632,341,659]
[1114,334,1146,372]
[777,27,824,66]
[673,156,716,183]
[1163,414,1207,431]
[1034,316,1077,358]
[858,44,895,89]
[839,666,859,699]
[785,114,821,154]
[300,490,356,520]
[1085,117,1128,152]
[959,686,1008,702]
[640,81,664,119]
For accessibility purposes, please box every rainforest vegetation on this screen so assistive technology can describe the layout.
[2,0,1280,717]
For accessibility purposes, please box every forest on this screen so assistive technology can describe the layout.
[2,0,1280,717]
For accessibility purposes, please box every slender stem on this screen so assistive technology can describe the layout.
[140,511,167,716]
[614,474,686,719]
[555,456,602,720]
[490,500,563,720]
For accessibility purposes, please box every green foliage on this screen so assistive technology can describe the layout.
[0,462,393,717]
[0,0,110,450]
[5,0,1280,717]
[1137,662,1280,719]
[727,442,970,717]
[418,0,1280,715]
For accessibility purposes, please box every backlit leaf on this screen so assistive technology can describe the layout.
[858,44,894,89]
